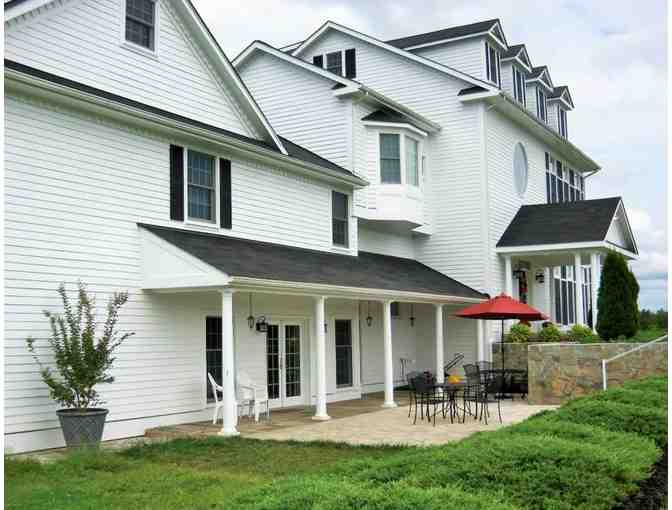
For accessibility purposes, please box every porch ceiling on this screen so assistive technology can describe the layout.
[138,223,487,302]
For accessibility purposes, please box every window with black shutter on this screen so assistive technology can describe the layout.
[169,145,184,221]
[332,191,349,247]
[220,159,232,229]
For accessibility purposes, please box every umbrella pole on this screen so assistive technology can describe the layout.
[501,318,505,396]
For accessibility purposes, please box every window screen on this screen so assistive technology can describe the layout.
[332,191,349,247]
[380,134,401,183]
[125,0,155,50]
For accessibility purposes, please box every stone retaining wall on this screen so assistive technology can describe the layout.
[491,341,668,405]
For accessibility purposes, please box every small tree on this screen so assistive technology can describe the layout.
[596,252,638,341]
[626,266,640,335]
[26,282,134,409]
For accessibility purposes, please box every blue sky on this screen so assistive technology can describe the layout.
[194,0,668,310]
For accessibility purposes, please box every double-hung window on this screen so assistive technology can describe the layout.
[332,191,349,247]
[125,0,156,51]
[485,42,501,86]
[325,51,343,75]
[558,107,568,138]
[553,266,576,326]
[405,137,419,186]
[537,87,547,122]
[335,320,353,388]
[513,66,526,106]
[380,134,401,184]
[187,150,216,222]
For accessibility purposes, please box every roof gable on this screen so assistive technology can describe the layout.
[549,86,575,109]
[290,21,497,91]
[502,44,532,71]
[528,66,553,91]
[5,0,288,154]
[496,198,637,256]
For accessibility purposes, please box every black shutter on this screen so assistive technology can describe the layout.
[313,55,323,68]
[345,48,356,78]
[169,145,184,221]
[220,159,232,229]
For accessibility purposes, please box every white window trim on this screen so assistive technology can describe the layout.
[318,49,346,77]
[184,148,220,229]
[330,190,351,249]
[545,152,584,204]
[536,86,547,122]
[376,129,424,189]
[120,0,160,59]
[485,41,501,86]
[558,106,568,138]
[513,65,526,107]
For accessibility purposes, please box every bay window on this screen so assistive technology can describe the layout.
[405,137,419,186]
[379,133,422,186]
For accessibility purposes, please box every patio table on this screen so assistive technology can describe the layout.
[434,382,467,424]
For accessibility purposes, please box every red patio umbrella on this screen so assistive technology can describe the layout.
[455,294,547,380]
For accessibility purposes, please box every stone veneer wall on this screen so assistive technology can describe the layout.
[491,342,668,405]
[527,342,668,405]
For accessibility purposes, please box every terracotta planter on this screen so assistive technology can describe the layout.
[56,408,108,448]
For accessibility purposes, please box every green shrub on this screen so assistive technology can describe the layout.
[567,324,599,343]
[589,387,667,409]
[597,252,639,340]
[549,398,668,446]
[622,377,668,394]
[336,432,656,510]
[538,323,561,342]
[234,477,520,510]
[507,323,532,343]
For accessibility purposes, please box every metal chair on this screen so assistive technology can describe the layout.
[462,364,502,425]
[406,371,422,418]
[411,374,444,426]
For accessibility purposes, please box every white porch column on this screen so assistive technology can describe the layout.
[381,300,397,408]
[504,256,513,296]
[313,296,330,421]
[477,319,485,361]
[544,268,552,320]
[590,252,601,332]
[219,289,239,437]
[434,304,445,383]
[574,253,585,326]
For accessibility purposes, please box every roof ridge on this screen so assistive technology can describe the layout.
[385,18,500,45]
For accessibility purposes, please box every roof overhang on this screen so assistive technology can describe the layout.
[460,91,600,172]
[234,40,441,134]
[495,241,638,261]
[139,225,486,304]
[361,120,428,137]
[290,21,497,92]
[402,24,507,52]
[5,63,368,188]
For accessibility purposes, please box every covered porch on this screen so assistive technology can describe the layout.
[138,223,488,436]
[496,197,638,331]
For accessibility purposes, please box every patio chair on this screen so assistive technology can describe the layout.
[237,371,270,422]
[406,371,422,418]
[462,364,501,425]
[207,373,225,425]
[411,374,445,426]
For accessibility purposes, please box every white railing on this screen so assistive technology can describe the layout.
[601,335,668,390]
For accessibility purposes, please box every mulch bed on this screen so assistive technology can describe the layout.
[613,445,667,510]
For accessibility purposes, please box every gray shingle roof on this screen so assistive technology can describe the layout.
[501,44,525,59]
[496,198,622,248]
[386,19,499,49]
[141,224,487,299]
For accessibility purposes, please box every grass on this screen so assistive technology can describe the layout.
[6,377,667,510]
[628,328,668,342]
[4,439,401,510]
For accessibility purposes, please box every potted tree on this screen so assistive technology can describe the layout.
[26,282,134,448]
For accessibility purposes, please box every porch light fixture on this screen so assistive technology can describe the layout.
[512,268,526,280]
[366,301,373,327]
[535,270,545,284]
[247,294,255,329]
[409,304,416,327]
[255,316,268,333]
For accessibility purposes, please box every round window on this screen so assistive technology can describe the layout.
[513,143,528,197]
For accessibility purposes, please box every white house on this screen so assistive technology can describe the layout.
[3,3,637,453]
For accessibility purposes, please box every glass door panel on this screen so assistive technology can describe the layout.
[284,325,301,399]
[266,325,280,401]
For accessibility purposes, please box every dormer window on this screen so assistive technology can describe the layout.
[513,66,526,106]
[558,107,568,138]
[536,87,547,122]
[325,51,343,76]
[485,42,501,86]
[125,0,156,51]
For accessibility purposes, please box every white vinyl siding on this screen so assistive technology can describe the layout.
[410,38,486,80]
[300,29,487,290]
[237,52,351,170]
[5,0,256,137]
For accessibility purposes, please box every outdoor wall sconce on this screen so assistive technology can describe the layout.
[535,270,545,284]
[512,268,526,280]
[247,294,255,329]
[365,301,373,327]
[255,316,268,333]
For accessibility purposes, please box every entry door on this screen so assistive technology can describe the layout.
[266,323,303,407]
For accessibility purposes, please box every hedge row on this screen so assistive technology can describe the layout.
[236,377,667,510]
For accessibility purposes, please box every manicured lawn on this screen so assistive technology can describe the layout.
[629,328,668,342]
[6,377,667,509]
[4,439,401,510]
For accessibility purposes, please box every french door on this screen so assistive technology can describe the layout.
[266,323,303,407]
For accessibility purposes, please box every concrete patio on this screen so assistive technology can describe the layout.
[145,392,558,447]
